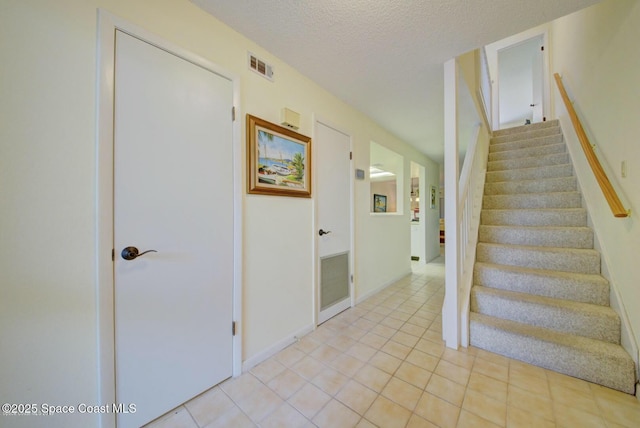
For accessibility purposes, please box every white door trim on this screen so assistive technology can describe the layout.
[96,10,242,427]
[312,115,355,326]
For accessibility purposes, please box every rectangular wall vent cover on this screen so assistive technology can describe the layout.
[320,253,349,311]
[248,52,274,81]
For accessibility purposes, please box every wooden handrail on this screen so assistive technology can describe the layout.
[554,73,629,218]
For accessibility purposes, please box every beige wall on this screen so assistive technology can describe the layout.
[0,1,438,426]
[550,0,640,357]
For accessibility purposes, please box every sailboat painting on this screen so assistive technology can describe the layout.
[247,114,312,198]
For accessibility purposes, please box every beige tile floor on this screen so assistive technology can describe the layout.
[146,256,639,428]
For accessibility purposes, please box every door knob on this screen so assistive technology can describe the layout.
[318,229,332,236]
[121,246,158,261]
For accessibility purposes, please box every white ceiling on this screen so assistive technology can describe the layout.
[192,0,600,162]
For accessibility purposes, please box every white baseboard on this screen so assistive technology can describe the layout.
[355,270,412,305]
[241,323,315,373]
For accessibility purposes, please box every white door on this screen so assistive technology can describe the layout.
[498,35,543,128]
[113,30,234,428]
[531,40,544,123]
[316,122,352,324]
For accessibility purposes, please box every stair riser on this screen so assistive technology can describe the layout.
[486,164,573,183]
[469,319,636,394]
[471,289,619,343]
[489,143,565,162]
[485,177,577,195]
[474,264,609,305]
[490,133,563,153]
[488,153,570,171]
[478,226,593,249]
[481,209,587,227]
[476,244,600,274]
[483,192,582,210]
[492,127,561,144]
[493,120,559,137]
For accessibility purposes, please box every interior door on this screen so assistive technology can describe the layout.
[316,122,352,324]
[113,30,234,428]
[531,38,544,123]
[498,35,543,128]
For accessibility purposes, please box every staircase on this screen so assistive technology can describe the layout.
[469,120,637,394]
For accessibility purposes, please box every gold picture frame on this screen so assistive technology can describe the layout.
[247,114,312,198]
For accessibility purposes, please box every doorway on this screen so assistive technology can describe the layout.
[486,27,550,131]
[498,35,544,128]
[410,162,426,263]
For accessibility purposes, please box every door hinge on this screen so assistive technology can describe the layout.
[232,106,236,121]
[349,151,352,160]
[232,321,237,336]
[112,249,114,261]
[541,46,544,51]
[350,274,354,283]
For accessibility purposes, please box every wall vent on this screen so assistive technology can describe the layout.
[248,52,274,81]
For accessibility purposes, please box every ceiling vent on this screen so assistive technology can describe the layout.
[248,52,274,81]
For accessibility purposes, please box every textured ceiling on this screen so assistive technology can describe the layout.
[192,0,600,162]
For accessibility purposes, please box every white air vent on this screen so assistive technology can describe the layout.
[248,52,274,81]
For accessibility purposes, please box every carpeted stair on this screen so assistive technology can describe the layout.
[469,120,637,394]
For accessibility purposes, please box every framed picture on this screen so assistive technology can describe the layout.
[247,114,312,198]
[430,185,437,209]
[373,194,387,212]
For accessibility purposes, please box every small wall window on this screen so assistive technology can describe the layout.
[370,141,403,214]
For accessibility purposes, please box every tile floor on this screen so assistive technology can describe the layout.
[146,256,639,428]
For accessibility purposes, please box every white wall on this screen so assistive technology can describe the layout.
[0,1,436,427]
[549,0,640,358]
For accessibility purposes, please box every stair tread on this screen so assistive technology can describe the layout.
[477,242,598,255]
[474,262,610,305]
[483,191,583,209]
[488,153,569,171]
[489,135,563,152]
[474,262,608,283]
[485,171,574,185]
[489,141,566,156]
[492,120,559,137]
[486,163,573,180]
[488,152,569,166]
[486,175,575,185]
[480,208,588,226]
[491,127,562,143]
[480,224,592,232]
[472,285,617,318]
[472,285,619,343]
[470,313,636,393]
[484,190,581,197]
[470,312,632,359]
[481,207,586,213]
